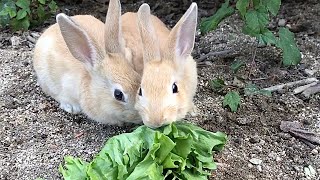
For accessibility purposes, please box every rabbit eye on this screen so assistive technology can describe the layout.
[172,83,178,93]
[114,89,125,102]
[138,88,142,96]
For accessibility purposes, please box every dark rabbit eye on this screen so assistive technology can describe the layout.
[114,89,125,102]
[138,88,142,96]
[172,83,178,93]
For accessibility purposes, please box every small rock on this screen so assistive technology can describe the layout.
[249,137,260,144]
[278,19,286,27]
[304,69,316,76]
[204,61,212,66]
[311,149,318,155]
[26,35,36,44]
[208,36,215,42]
[304,165,316,179]
[236,117,253,125]
[195,35,200,42]
[275,156,282,162]
[249,158,262,165]
[257,165,262,172]
[234,137,242,144]
[293,166,300,172]
[10,36,21,47]
[31,32,40,38]
[201,47,210,54]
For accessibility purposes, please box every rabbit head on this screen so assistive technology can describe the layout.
[56,0,142,124]
[135,3,198,128]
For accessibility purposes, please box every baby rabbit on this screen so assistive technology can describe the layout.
[134,3,198,128]
[33,0,142,125]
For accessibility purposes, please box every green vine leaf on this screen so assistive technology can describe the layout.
[48,0,58,12]
[11,16,29,30]
[257,29,277,45]
[223,91,241,112]
[200,0,234,34]
[210,78,225,91]
[236,0,249,17]
[264,0,281,16]
[15,0,30,10]
[0,0,17,18]
[38,0,46,5]
[277,27,301,66]
[16,9,27,20]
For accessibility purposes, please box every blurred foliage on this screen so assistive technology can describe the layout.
[0,0,58,31]
[200,0,301,67]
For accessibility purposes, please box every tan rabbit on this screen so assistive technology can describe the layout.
[33,0,142,125]
[134,3,198,128]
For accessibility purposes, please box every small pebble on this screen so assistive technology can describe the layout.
[257,165,262,172]
[208,36,215,42]
[276,156,282,162]
[10,36,21,47]
[249,158,262,165]
[249,137,260,144]
[31,32,40,38]
[311,149,318,155]
[236,117,253,125]
[304,165,316,178]
[278,19,286,27]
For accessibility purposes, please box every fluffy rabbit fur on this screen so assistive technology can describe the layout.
[33,0,142,125]
[134,3,198,128]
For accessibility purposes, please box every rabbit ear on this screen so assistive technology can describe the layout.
[104,0,125,54]
[137,3,161,63]
[164,3,197,63]
[57,13,98,66]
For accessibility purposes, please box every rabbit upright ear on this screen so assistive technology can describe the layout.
[57,13,99,66]
[104,0,125,54]
[137,3,161,63]
[164,3,198,62]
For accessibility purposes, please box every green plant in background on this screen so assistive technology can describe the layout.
[209,59,271,112]
[0,0,58,31]
[200,0,301,66]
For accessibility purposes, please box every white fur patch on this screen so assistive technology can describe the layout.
[138,88,148,108]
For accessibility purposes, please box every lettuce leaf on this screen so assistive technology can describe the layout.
[59,122,227,180]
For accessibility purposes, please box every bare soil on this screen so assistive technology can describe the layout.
[0,0,319,179]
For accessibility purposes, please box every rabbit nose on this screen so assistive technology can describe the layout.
[144,119,163,129]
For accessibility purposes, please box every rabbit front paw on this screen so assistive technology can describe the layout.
[59,102,81,114]
[188,103,198,117]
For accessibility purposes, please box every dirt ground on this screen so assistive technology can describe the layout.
[0,0,319,179]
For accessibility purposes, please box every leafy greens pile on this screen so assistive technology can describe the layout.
[59,122,227,180]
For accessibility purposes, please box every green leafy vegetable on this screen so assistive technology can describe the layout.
[59,156,88,180]
[59,123,227,180]
[277,27,301,66]
[223,91,241,112]
[200,0,234,34]
[244,84,271,96]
